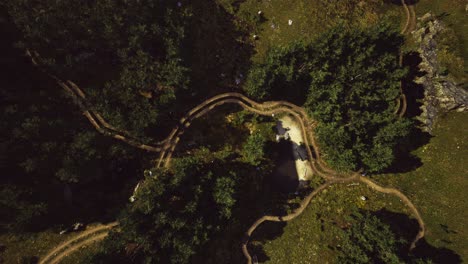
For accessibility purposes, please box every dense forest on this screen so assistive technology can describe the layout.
[0,0,464,263]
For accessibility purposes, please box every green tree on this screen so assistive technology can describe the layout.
[213,174,236,219]
[0,185,47,232]
[0,17,145,230]
[244,22,411,172]
[244,42,311,102]
[337,211,405,264]
[4,0,191,136]
[242,132,268,166]
[305,23,411,172]
[92,154,239,264]
[337,211,434,264]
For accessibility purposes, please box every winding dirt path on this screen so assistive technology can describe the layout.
[401,0,411,34]
[37,93,341,264]
[241,174,426,264]
[37,90,425,264]
[408,4,417,33]
[49,233,108,264]
[241,3,422,262]
[358,177,425,250]
[35,3,422,261]
[36,90,424,263]
[39,222,117,264]
[153,93,340,179]
[396,0,417,118]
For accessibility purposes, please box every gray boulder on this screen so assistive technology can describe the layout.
[413,13,468,133]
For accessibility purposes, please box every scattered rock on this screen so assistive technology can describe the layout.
[412,13,468,133]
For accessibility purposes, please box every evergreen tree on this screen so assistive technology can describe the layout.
[244,22,411,172]
[337,211,405,264]
[4,0,191,136]
[91,153,240,264]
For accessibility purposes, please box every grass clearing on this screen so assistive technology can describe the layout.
[257,112,467,263]
[258,182,410,263]
[219,0,403,62]
[0,223,111,263]
[0,230,70,263]
[373,111,468,261]
[59,242,102,264]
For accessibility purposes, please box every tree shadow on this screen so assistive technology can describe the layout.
[270,140,300,193]
[412,239,462,264]
[0,11,144,233]
[248,221,287,263]
[178,0,254,103]
[386,51,432,174]
[372,209,462,263]
[403,51,426,119]
[384,0,420,5]
[190,157,291,264]
[134,0,255,141]
[386,125,432,173]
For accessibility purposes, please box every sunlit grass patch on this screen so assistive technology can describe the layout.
[222,0,403,62]
[375,111,468,261]
[259,183,409,263]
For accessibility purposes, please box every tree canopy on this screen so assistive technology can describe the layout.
[0,18,145,231]
[337,211,432,264]
[245,22,411,172]
[337,211,405,264]
[241,132,268,166]
[90,151,240,264]
[4,0,191,136]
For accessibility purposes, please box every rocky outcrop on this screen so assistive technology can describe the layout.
[412,13,468,133]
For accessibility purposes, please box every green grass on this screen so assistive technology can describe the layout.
[5,2,465,264]
[0,229,73,263]
[374,111,468,261]
[414,0,468,83]
[259,183,409,263]
[251,112,467,263]
[220,0,403,62]
[0,223,110,263]
[60,243,102,264]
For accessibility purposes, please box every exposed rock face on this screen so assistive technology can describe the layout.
[412,13,468,133]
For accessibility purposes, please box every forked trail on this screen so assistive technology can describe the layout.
[36,1,423,263]
[37,91,425,264]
